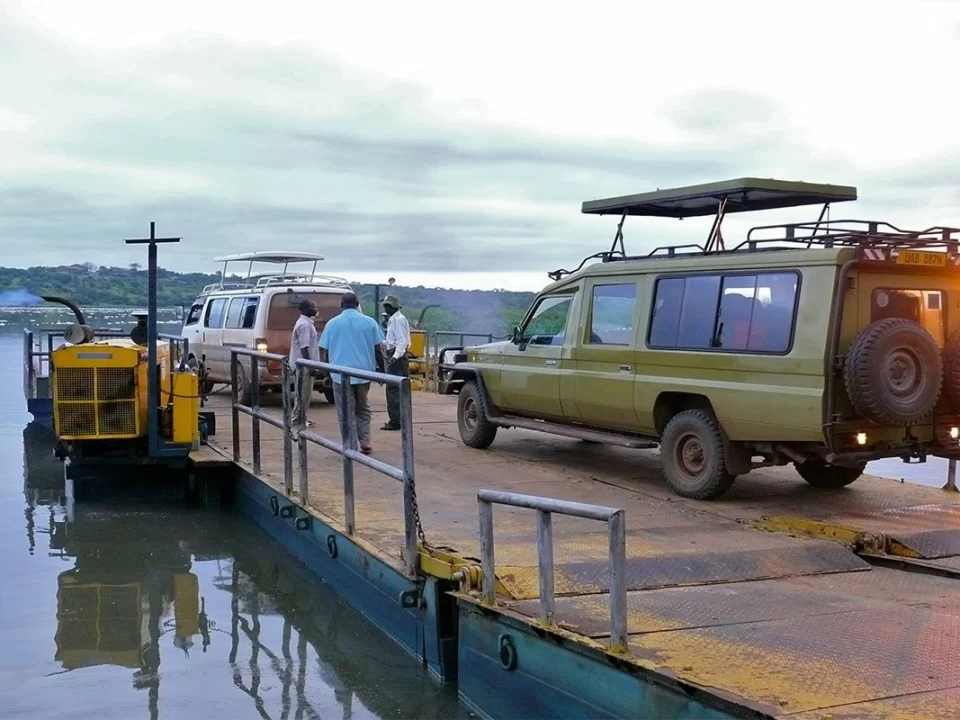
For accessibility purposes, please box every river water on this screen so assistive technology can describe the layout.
[0,309,468,719]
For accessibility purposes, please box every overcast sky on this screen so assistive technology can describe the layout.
[2,1,958,290]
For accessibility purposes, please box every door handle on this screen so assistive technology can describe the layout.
[619,364,631,371]
[545,359,557,366]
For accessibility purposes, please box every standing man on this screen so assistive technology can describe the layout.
[289,298,319,429]
[319,292,385,454]
[381,295,411,431]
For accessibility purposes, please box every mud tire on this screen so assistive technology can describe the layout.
[660,410,736,500]
[794,459,864,489]
[942,329,960,411]
[457,381,498,449]
[844,318,941,426]
[235,364,252,406]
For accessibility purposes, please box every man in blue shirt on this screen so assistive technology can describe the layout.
[319,292,386,454]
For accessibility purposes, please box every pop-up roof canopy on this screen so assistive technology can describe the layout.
[213,251,325,264]
[581,178,858,219]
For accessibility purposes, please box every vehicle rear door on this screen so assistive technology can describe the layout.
[572,277,642,430]
[499,290,577,420]
[263,291,342,357]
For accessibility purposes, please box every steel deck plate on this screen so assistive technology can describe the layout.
[210,390,960,719]
[629,607,960,715]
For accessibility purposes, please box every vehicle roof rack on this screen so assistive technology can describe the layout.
[545,179,959,281]
[201,251,351,294]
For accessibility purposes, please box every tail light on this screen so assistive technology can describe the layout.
[254,337,268,353]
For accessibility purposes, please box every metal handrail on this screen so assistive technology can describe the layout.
[228,349,419,577]
[477,489,628,652]
[295,357,418,576]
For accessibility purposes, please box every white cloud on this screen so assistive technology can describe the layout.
[2,0,959,291]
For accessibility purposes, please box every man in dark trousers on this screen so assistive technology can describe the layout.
[381,295,411,431]
[319,292,385,454]
[289,298,319,428]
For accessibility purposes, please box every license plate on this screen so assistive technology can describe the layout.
[896,250,946,268]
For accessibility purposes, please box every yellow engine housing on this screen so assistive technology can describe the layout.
[52,339,172,441]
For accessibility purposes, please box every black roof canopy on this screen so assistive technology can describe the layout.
[581,178,858,219]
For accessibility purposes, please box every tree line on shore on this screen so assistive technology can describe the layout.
[0,263,536,336]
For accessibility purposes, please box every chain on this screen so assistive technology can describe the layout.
[408,472,431,553]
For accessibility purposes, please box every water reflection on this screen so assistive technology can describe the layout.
[19,424,467,720]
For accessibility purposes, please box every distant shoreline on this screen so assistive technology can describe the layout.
[0,265,535,335]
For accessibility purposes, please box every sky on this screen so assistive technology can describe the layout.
[1,0,959,291]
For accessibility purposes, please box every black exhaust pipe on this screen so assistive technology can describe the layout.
[41,295,86,326]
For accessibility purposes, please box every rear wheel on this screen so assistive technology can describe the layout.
[942,329,960,410]
[235,364,252,406]
[660,410,736,500]
[457,381,497,449]
[795,459,864,489]
[323,386,336,404]
[844,318,942,426]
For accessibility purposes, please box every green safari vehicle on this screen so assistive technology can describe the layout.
[438,178,960,499]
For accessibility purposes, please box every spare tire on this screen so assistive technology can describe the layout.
[942,329,960,411]
[844,318,942,426]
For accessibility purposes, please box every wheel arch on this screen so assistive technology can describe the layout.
[654,391,751,476]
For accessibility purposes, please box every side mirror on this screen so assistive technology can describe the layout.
[175,305,184,321]
[511,325,522,344]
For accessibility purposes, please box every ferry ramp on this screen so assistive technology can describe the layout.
[202,388,960,719]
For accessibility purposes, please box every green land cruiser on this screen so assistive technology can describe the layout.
[438,178,960,500]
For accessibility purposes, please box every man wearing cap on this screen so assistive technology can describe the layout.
[381,295,411,431]
[319,292,386,454]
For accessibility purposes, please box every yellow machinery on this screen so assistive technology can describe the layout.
[52,335,200,454]
[408,329,428,391]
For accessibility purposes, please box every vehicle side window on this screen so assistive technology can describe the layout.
[523,295,574,346]
[677,275,721,348]
[240,297,259,329]
[205,298,228,329]
[588,283,637,345]
[225,298,245,329]
[649,272,798,354]
[185,302,204,326]
[224,296,260,329]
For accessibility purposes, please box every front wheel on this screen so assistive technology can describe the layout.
[457,381,498,449]
[794,459,864,489]
[660,410,736,500]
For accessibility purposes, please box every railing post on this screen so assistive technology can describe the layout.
[251,355,261,476]
[945,459,958,493]
[608,509,628,651]
[296,363,309,503]
[400,377,418,575]
[281,360,294,496]
[23,330,34,400]
[536,509,555,625]
[479,497,496,606]
[230,351,240,462]
[337,376,356,534]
